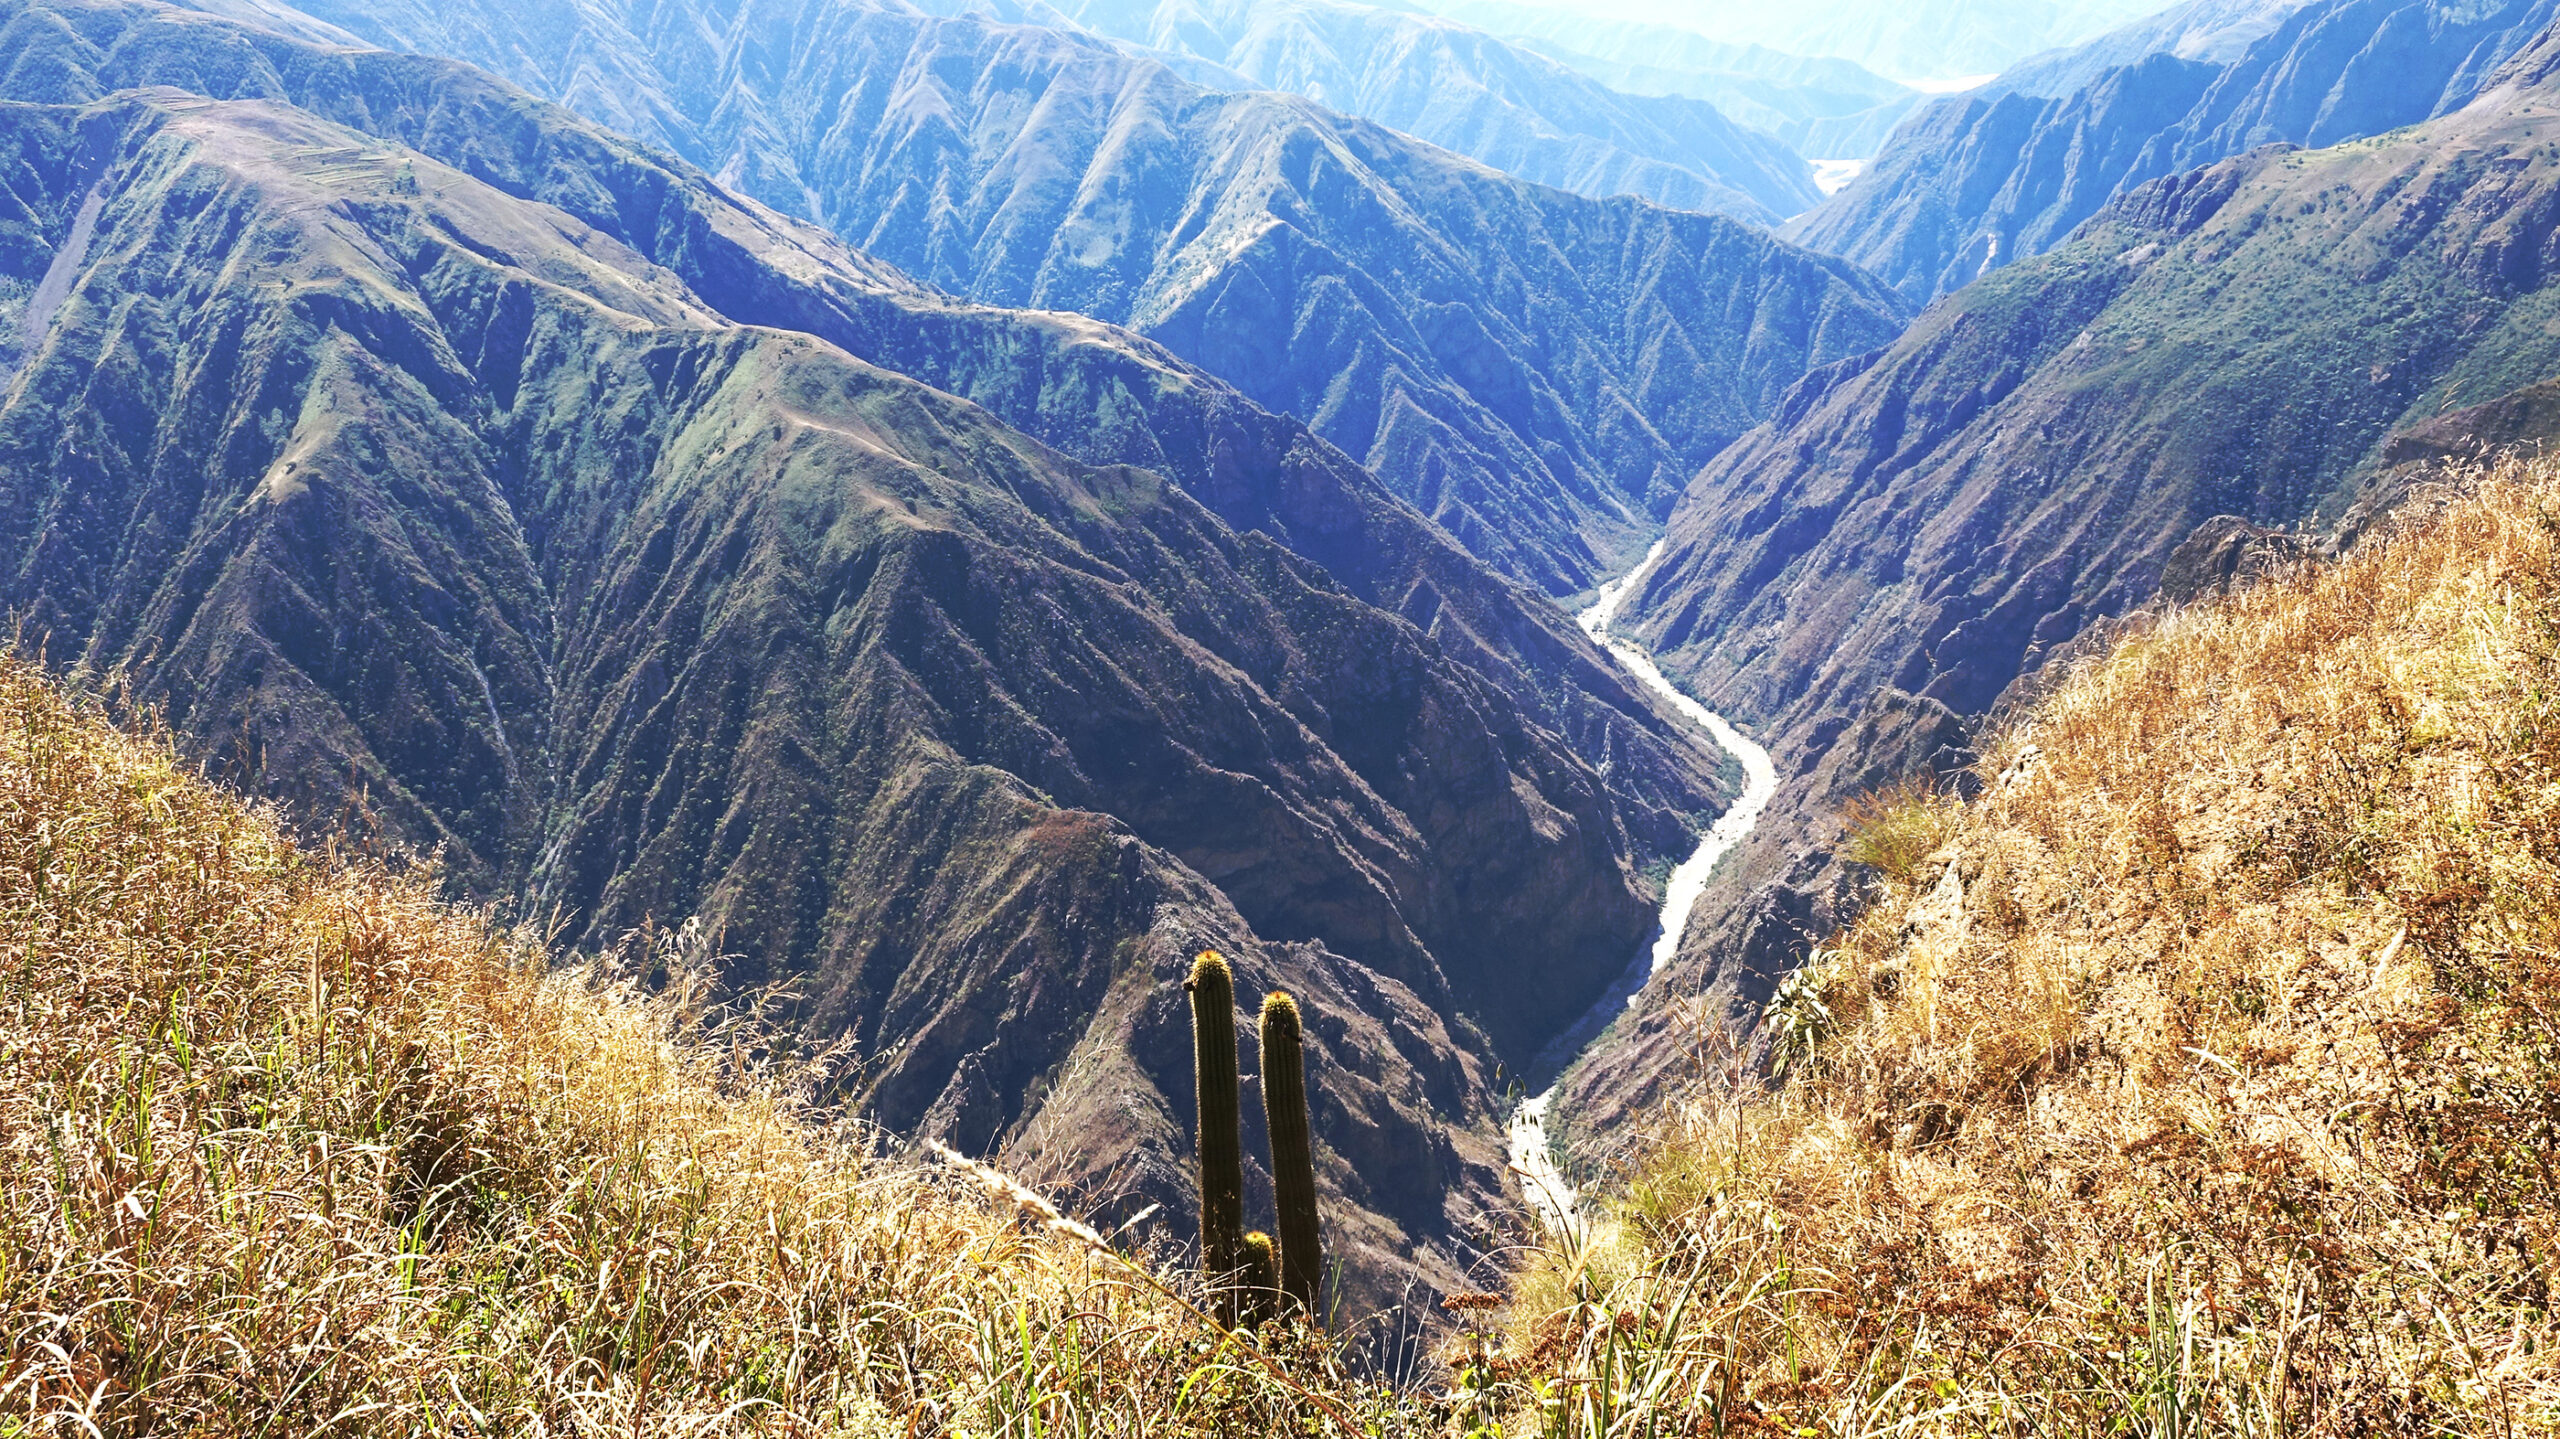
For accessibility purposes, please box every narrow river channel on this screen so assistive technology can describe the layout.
[1507,540,1781,1233]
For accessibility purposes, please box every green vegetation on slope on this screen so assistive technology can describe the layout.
[1464,463,2560,1434]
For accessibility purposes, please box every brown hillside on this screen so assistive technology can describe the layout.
[1468,461,2560,1435]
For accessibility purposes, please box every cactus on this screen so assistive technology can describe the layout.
[1187,951,1246,1324]
[1241,1230,1280,1328]
[1259,989,1323,1321]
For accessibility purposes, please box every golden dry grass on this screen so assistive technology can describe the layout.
[0,657,1391,1436]
[1466,462,2560,1436]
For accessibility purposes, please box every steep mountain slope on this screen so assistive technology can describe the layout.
[994,0,1818,219]
[1419,0,1919,159]
[1543,23,2560,1130]
[1789,0,2558,302]
[1485,469,2560,1435]
[177,0,1913,596]
[0,52,1723,1305]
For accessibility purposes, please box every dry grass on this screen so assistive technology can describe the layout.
[18,459,2560,1438]
[0,657,1397,1436]
[1468,460,2560,1436]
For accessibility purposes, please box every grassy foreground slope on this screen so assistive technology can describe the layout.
[1475,466,2560,1435]
[0,657,1391,1434]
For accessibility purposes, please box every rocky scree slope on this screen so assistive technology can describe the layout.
[974,0,1819,220]
[1789,0,2560,303]
[0,69,1709,1308]
[1557,20,2560,1129]
[176,0,1914,597]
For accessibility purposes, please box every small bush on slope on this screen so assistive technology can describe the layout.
[0,659,1387,1435]
[1465,461,2560,1436]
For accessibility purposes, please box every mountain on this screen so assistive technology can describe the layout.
[171,0,1914,597]
[1416,0,2167,88]
[966,0,1821,219]
[0,0,1741,1309]
[1419,0,1920,159]
[1545,19,2560,1131]
[1788,0,2560,303]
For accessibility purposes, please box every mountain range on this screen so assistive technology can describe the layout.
[1419,0,2169,87]
[1790,0,2560,302]
[1419,0,1921,159]
[207,0,1912,598]
[986,0,1823,218]
[0,0,1755,1310]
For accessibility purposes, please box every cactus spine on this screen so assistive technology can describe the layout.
[1187,951,1246,1324]
[1241,1230,1280,1328]
[1259,989,1323,1321]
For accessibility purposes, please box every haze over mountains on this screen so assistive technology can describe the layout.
[989,0,1824,218]
[1419,0,2169,86]
[1419,0,1922,160]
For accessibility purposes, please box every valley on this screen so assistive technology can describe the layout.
[0,0,2557,1426]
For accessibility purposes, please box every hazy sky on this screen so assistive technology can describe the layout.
[1412,0,2181,82]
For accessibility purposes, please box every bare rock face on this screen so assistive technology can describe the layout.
[0,1,1736,1315]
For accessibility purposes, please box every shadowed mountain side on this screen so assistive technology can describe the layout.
[168,0,1913,595]
[0,88,1699,1309]
[1788,0,2559,304]
[0,0,1731,861]
[982,0,1819,220]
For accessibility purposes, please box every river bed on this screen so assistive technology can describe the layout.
[1506,540,1781,1233]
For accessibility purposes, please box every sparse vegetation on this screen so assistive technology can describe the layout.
[1464,460,2560,1435]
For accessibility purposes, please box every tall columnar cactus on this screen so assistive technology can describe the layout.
[1259,989,1323,1321]
[1241,1231,1280,1328]
[1187,951,1246,1324]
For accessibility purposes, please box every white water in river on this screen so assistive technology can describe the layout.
[1506,540,1781,1235]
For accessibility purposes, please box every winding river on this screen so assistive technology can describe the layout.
[1507,540,1781,1233]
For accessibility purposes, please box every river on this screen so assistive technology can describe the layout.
[1506,540,1781,1234]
